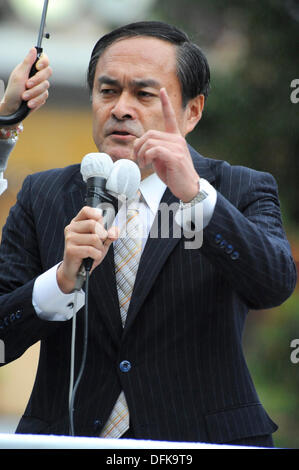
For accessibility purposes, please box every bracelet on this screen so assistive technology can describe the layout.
[0,123,24,142]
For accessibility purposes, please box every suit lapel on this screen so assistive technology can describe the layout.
[122,187,179,336]
[123,149,216,337]
[88,247,123,344]
[189,147,217,184]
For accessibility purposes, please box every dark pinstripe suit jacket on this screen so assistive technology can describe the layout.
[0,147,296,443]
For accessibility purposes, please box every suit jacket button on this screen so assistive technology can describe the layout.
[225,244,234,254]
[219,239,227,249]
[15,310,22,319]
[214,234,222,244]
[120,360,131,372]
[231,251,239,260]
[93,419,102,432]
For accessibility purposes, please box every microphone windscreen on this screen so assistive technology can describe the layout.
[80,153,114,182]
[106,159,141,200]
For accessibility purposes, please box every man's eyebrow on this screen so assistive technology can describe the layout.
[97,76,161,89]
[97,75,120,86]
[132,78,161,89]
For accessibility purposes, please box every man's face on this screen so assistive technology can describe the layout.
[91,36,190,163]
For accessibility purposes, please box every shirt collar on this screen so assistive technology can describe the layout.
[139,172,167,215]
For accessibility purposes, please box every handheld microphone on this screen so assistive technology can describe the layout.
[81,152,116,229]
[80,152,114,272]
[69,153,140,437]
[80,152,141,271]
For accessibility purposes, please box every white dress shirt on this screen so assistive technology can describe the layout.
[32,173,217,321]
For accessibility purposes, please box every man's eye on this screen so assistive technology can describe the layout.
[138,91,154,98]
[100,88,116,95]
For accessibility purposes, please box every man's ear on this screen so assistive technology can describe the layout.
[184,94,205,135]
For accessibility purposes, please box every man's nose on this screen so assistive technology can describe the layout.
[111,92,136,121]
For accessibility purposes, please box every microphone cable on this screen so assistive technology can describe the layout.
[68,266,90,436]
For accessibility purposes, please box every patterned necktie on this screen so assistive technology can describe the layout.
[100,192,142,438]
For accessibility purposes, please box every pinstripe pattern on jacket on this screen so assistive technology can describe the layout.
[0,147,296,443]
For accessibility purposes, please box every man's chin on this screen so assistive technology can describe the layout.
[97,144,154,179]
[100,144,136,163]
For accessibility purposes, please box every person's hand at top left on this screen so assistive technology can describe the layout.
[0,47,52,119]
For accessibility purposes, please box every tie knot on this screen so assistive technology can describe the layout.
[131,189,142,202]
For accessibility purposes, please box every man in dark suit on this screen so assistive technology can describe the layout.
[0,21,296,446]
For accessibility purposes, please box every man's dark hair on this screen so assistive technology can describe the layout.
[87,21,211,107]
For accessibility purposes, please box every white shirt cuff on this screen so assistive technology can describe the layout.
[32,263,85,321]
[174,178,217,232]
[0,139,16,195]
[0,138,16,172]
[0,177,7,196]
